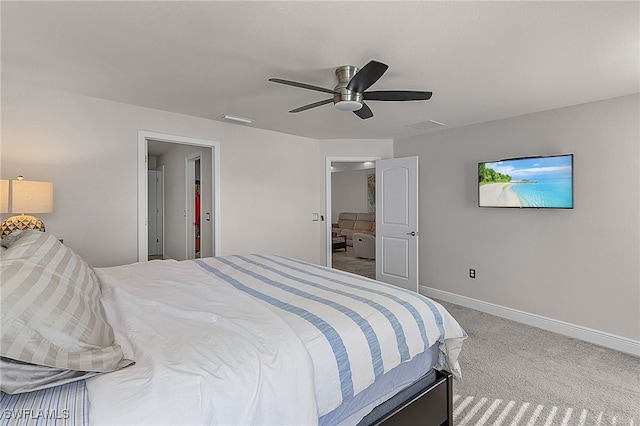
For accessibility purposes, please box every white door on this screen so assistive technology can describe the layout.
[147,170,164,256]
[375,156,419,291]
[147,169,164,257]
[185,154,200,260]
[156,167,164,257]
[148,170,157,255]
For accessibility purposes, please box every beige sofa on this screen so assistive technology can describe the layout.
[333,212,375,246]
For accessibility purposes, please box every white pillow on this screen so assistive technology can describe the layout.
[1,230,133,394]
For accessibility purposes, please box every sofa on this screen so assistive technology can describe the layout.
[332,212,375,246]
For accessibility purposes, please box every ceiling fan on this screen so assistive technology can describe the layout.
[269,60,432,120]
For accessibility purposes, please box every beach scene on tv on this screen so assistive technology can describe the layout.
[478,155,573,208]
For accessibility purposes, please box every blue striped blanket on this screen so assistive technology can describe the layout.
[194,255,467,416]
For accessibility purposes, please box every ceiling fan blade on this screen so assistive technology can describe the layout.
[289,98,334,113]
[353,103,373,119]
[346,60,389,93]
[269,78,334,94]
[364,90,433,101]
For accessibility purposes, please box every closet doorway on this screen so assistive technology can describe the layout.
[138,131,220,262]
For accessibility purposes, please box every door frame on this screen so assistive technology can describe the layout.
[157,165,165,258]
[138,131,221,262]
[147,167,165,257]
[185,153,201,260]
[325,156,381,268]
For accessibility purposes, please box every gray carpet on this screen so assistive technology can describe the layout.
[331,254,639,424]
[437,300,640,425]
[332,246,376,279]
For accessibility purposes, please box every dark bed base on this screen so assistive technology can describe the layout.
[358,370,453,426]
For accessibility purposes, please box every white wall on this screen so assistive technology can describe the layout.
[4,79,635,343]
[0,82,396,268]
[331,168,374,222]
[319,139,393,160]
[394,94,639,341]
[1,80,325,266]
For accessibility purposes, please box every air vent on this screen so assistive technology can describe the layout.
[407,119,445,130]
[218,114,254,125]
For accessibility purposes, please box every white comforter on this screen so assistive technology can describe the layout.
[87,255,466,426]
[87,260,318,426]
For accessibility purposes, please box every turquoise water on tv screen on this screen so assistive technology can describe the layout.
[511,177,573,208]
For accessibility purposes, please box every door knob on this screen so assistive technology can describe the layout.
[406,231,417,236]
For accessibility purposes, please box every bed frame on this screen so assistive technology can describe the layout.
[358,370,453,426]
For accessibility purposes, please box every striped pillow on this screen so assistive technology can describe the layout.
[0,230,133,394]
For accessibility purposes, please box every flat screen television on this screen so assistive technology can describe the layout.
[478,154,573,209]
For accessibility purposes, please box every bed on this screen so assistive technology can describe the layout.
[1,230,466,425]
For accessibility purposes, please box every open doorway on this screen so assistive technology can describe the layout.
[138,131,220,263]
[326,157,379,279]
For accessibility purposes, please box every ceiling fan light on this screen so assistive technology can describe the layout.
[335,100,363,112]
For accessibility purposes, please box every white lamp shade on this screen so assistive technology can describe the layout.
[0,180,9,213]
[11,180,53,214]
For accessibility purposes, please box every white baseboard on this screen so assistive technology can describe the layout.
[419,285,640,357]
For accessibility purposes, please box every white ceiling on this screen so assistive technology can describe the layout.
[2,1,638,140]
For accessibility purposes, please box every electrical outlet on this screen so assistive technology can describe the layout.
[469,269,476,279]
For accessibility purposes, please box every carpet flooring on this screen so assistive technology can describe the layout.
[332,246,375,279]
[437,300,640,425]
[331,252,639,425]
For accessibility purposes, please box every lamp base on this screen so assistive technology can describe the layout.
[1,214,46,238]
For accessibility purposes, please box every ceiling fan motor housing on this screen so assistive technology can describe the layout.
[333,65,363,111]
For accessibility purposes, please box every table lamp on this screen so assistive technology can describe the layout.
[0,177,53,238]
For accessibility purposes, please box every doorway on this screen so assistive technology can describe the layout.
[326,156,380,279]
[326,156,420,291]
[138,131,220,263]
